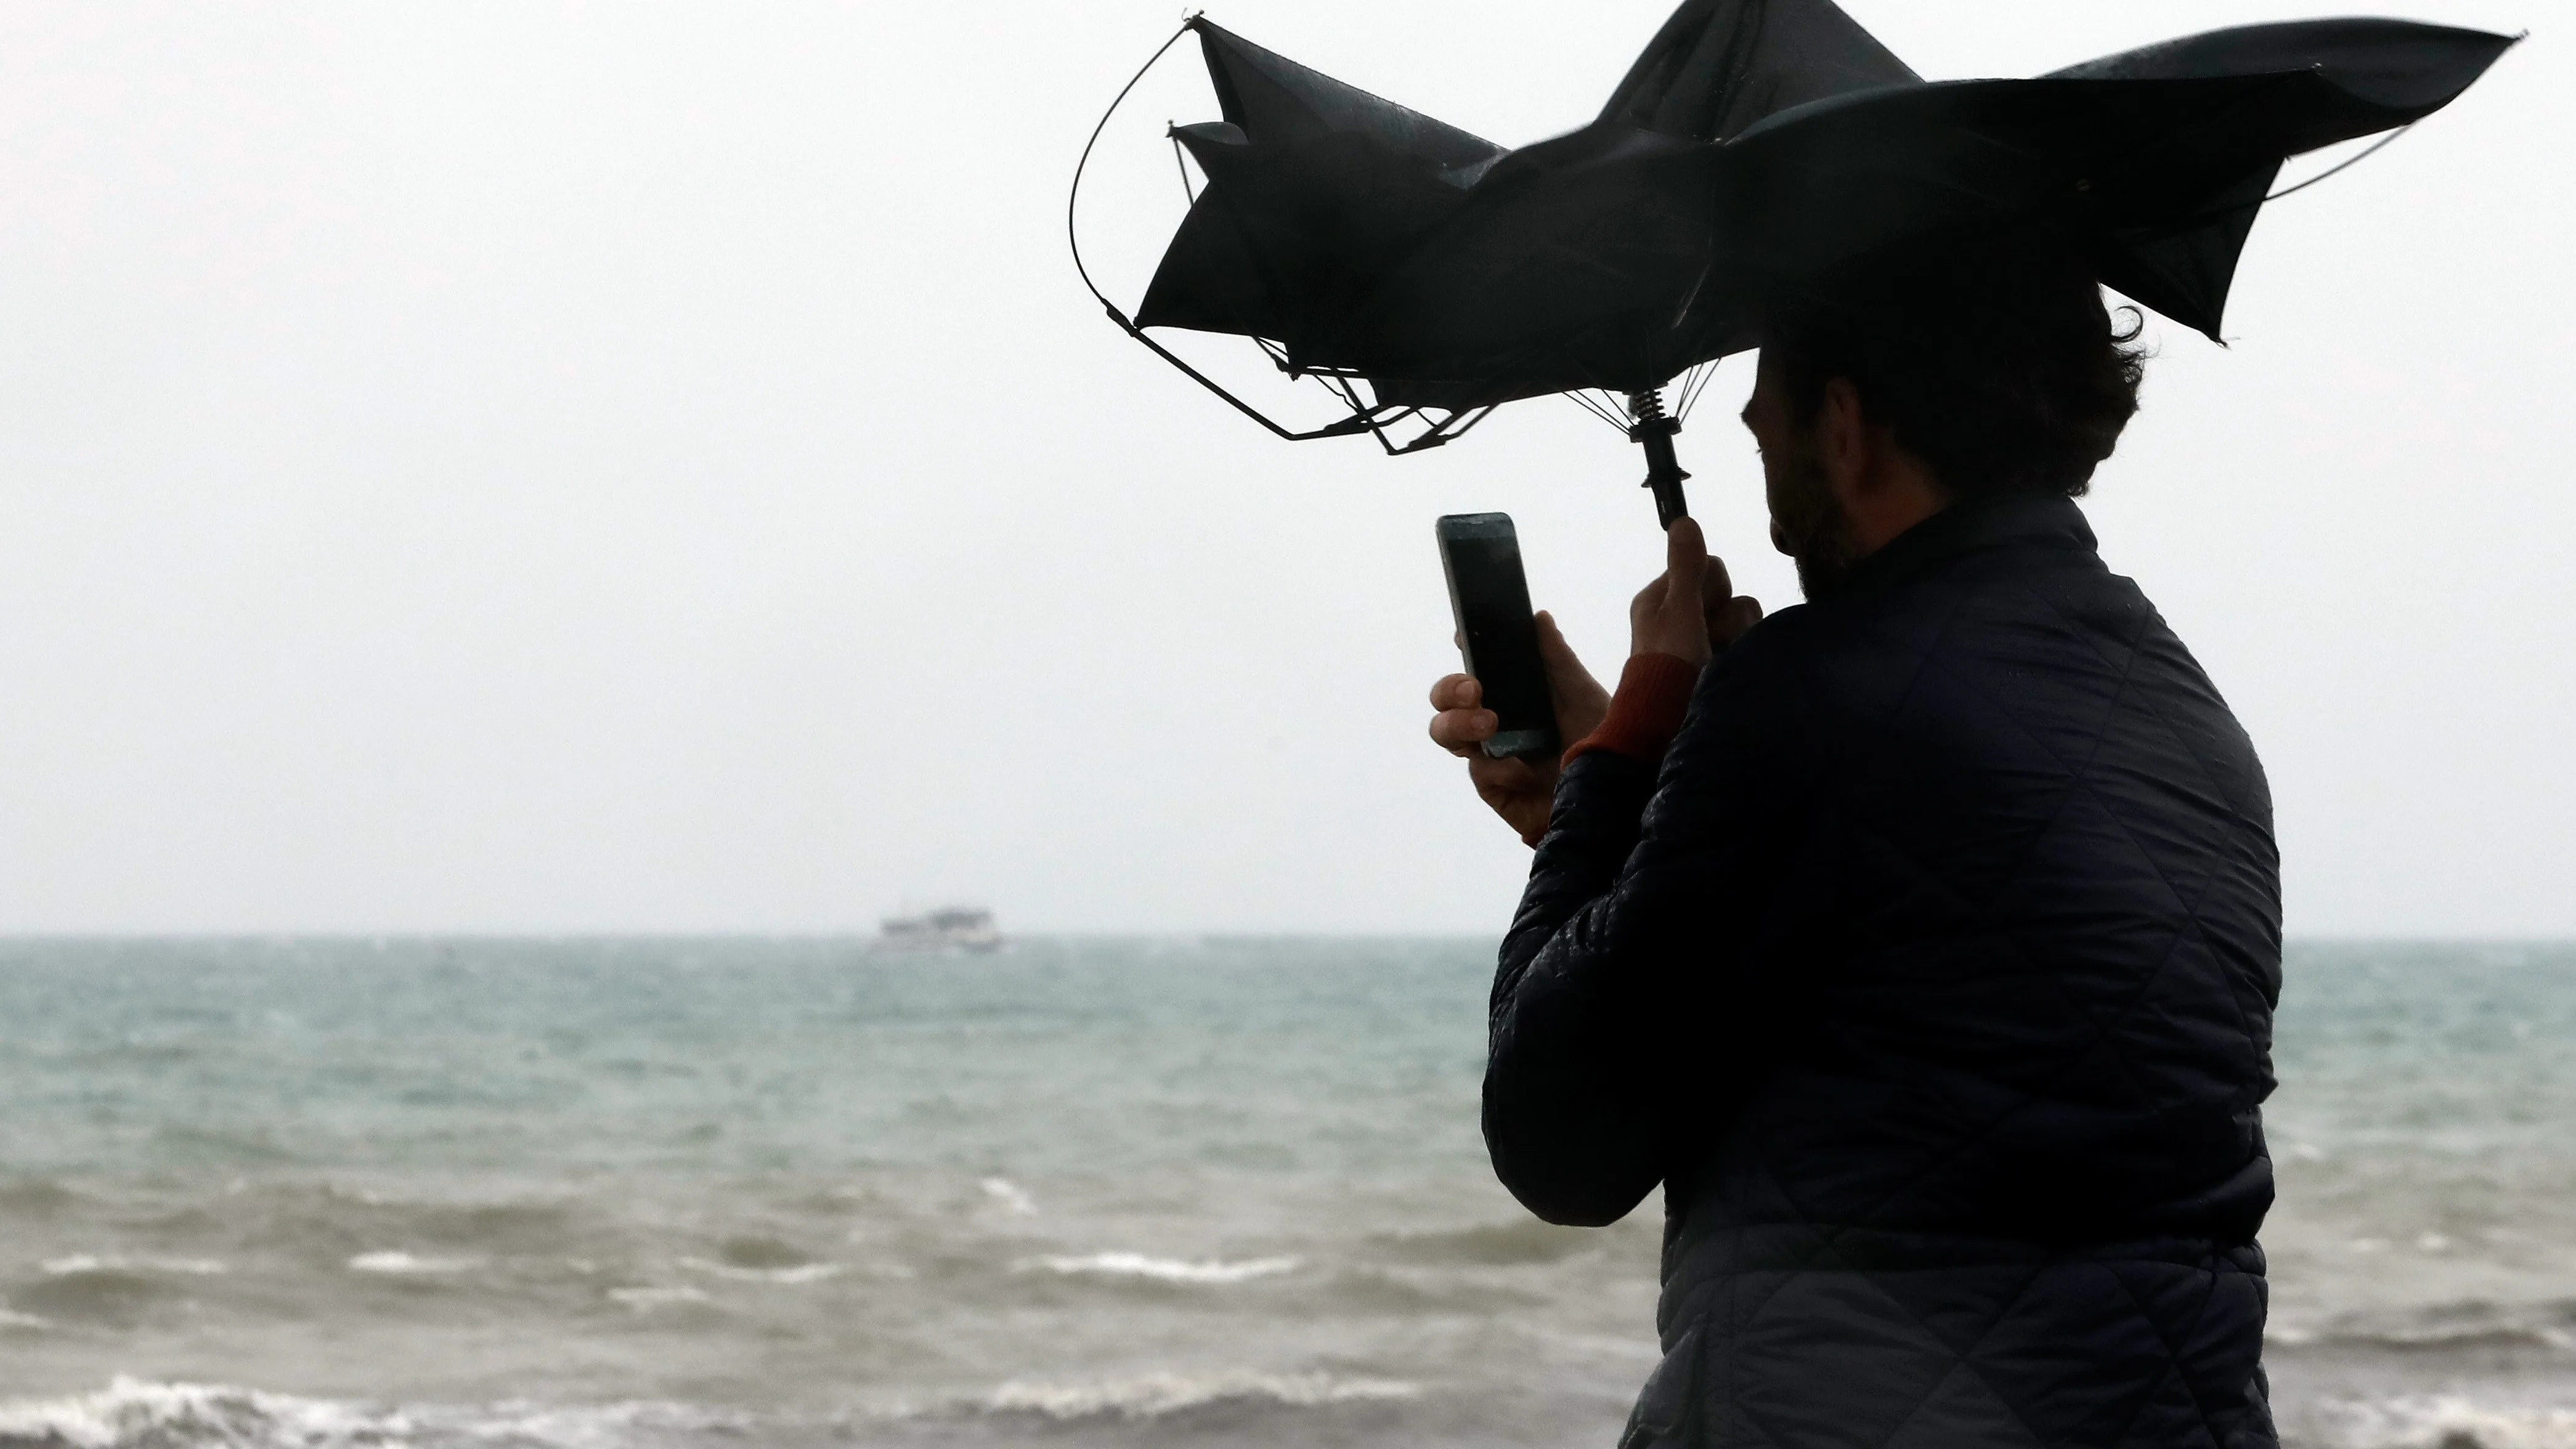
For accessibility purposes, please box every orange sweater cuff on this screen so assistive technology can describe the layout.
[1563,652,1699,769]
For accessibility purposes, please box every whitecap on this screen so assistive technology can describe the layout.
[346,1250,480,1274]
[0,1308,49,1331]
[2267,1324,2318,1347]
[980,1177,1038,1215]
[0,1376,407,1449]
[446,1397,755,1445]
[674,1257,845,1284]
[1017,1251,1301,1285]
[978,1369,1418,1421]
[0,1376,756,1449]
[41,1254,227,1277]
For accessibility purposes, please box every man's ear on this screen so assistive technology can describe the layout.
[1817,376,1869,504]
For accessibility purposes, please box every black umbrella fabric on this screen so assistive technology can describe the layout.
[1071,0,2515,517]
[1696,19,2521,352]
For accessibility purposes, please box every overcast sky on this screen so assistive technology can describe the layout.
[0,1,2562,935]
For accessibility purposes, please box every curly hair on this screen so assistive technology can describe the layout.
[1760,232,2148,499]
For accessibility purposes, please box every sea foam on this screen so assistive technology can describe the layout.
[978,1177,1038,1214]
[41,1255,227,1277]
[0,1378,398,1449]
[345,1251,480,1275]
[673,1257,845,1284]
[973,1370,1420,1421]
[0,1379,754,1449]
[1017,1251,1301,1285]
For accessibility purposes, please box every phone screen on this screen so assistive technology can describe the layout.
[1438,514,1558,760]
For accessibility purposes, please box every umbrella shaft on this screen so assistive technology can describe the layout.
[1628,390,1691,531]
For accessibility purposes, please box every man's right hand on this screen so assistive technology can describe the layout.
[1428,611,1607,845]
[1630,518,1766,665]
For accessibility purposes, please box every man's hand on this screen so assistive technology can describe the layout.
[1429,519,1762,845]
[1630,517,1765,664]
[1428,612,1607,843]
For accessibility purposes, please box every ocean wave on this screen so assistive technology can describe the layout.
[345,1251,481,1275]
[970,1370,1420,1421]
[40,1256,226,1277]
[0,1374,1415,1449]
[0,1378,752,1449]
[1015,1251,1300,1285]
[1370,1219,1597,1265]
[978,1177,1038,1215]
[11,1264,182,1325]
[2305,1394,2576,1449]
[2314,1325,2576,1354]
[0,1309,50,1333]
[0,1379,392,1449]
[673,1257,843,1284]
[1320,1265,1551,1313]
[2274,1301,2576,1355]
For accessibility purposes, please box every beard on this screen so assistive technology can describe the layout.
[1768,444,1864,598]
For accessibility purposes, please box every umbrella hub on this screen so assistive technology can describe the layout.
[1627,389,1691,530]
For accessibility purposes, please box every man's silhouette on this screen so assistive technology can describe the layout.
[1431,236,2280,1448]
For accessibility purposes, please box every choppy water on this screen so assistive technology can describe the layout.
[0,937,2569,1448]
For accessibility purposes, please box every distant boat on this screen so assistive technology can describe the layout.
[873,906,1004,955]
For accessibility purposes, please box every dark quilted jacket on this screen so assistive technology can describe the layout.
[1487,491,2282,1449]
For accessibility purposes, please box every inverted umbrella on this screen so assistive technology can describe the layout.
[1069,0,2516,527]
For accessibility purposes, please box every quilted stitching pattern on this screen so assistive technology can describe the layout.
[1489,494,2281,1448]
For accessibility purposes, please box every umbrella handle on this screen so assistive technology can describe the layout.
[1627,391,1691,531]
[1645,468,1689,532]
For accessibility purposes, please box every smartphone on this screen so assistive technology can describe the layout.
[1436,513,1559,761]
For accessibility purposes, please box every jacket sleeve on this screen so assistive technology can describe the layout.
[1482,638,1813,1227]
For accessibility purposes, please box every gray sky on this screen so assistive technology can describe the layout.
[0,1,2563,935]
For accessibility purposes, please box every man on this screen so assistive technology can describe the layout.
[1428,237,2281,1449]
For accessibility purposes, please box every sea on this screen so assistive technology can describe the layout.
[0,937,2570,1449]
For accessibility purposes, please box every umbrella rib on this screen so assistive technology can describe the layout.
[2133,121,2419,240]
[1067,19,1196,317]
[1675,362,1715,422]
[1689,359,1721,418]
[2260,121,2416,206]
[1563,390,1630,431]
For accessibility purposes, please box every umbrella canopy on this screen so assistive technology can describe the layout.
[1102,0,2515,420]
